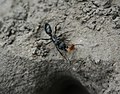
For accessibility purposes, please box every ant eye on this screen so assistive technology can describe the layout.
[45,23,52,35]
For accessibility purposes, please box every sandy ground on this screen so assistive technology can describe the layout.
[0,0,120,94]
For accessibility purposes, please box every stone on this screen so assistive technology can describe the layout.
[87,20,97,30]
[83,7,91,13]
[102,0,112,9]
[112,17,120,29]
[92,0,100,7]
[5,35,16,45]
[96,25,101,31]
[87,24,96,30]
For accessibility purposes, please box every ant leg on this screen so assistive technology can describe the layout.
[37,38,50,41]
[54,23,59,35]
[45,40,52,45]
[58,31,71,37]
[54,22,63,35]
[41,38,50,40]
[58,31,71,43]
[55,46,70,62]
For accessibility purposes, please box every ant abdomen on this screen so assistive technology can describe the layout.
[58,42,68,51]
[45,23,52,36]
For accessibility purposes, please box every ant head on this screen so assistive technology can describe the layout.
[45,23,52,36]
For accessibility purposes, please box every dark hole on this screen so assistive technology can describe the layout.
[48,76,90,94]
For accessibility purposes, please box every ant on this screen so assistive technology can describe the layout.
[41,22,71,61]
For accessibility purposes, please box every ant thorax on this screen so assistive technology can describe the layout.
[51,35,67,51]
[51,35,61,45]
[58,42,68,51]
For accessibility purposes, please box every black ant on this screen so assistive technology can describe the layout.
[41,23,70,61]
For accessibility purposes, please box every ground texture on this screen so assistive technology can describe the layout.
[0,0,120,94]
